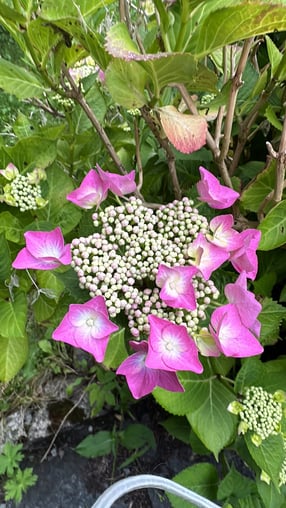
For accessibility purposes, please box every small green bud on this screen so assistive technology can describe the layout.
[260,470,271,485]
[251,433,262,447]
[227,400,244,415]
[273,390,286,403]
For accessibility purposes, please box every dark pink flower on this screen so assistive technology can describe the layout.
[156,264,197,310]
[12,227,71,270]
[146,315,203,373]
[52,296,119,363]
[96,165,137,197]
[209,303,263,358]
[230,229,261,280]
[187,232,229,280]
[224,271,262,329]
[66,169,109,209]
[116,341,184,399]
[207,214,242,251]
[197,166,240,209]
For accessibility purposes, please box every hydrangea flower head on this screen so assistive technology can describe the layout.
[12,227,71,270]
[156,264,197,310]
[96,165,137,196]
[116,340,184,399]
[52,296,119,362]
[197,166,240,209]
[230,229,261,280]
[187,232,229,280]
[146,315,203,373]
[66,169,109,209]
[209,303,263,358]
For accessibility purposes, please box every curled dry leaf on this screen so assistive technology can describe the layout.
[159,105,208,154]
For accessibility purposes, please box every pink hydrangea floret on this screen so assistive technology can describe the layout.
[224,271,262,330]
[52,296,119,363]
[66,169,109,209]
[187,232,229,280]
[156,264,197,311]
[96,164,137,197]
[230,229,261,280]
[207,214,242,251]
[146,315,203,373]
[12,227,71,270]
[197,166,240,209]
[116,340,184,399]
[209,303,263,358]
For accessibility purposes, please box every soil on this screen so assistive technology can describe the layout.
[2,398,219,508]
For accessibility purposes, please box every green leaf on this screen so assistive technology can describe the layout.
[264,105,283,131]
[217,464,256,501]
[0,212,24,243]
[40,0,115,20]
[257,479,286,508]
[32,293,57,323]
[0,233,11,281]
[0,292,27,338]
[120,423,156,451]
[54,267,90,302]
[245,432,284,488]
[27,17,62,64]
[0,59,46,99]
[4,136,58,170]
[259,297,286,346]
[266,35,283,79]
[189,5,286,58]
[105,59,148,108]
[258,200,286,250]
[161,416,191,444]
[154,366,237,458]
[234,357,264,394]
[72,85,107,133]
[263,358,286,392]
[168,463,219,508]
[240,161,276,213]
[36,271,65,303]
[75,431,114,458]
[103,328,128,369]
[0,334,28,382]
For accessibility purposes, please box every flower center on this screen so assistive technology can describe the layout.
[86,318,95,327]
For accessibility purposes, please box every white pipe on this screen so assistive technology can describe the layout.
[91,474,220,508]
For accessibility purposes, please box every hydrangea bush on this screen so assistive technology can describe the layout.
[1,0,286,506]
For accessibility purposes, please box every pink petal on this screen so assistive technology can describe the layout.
[230,229,261,280]
[187,232,229,280]
[146,315,203,373]
[208,215,242,251]
[96,165,137,196]
[210,304,263,358]
[12,248,62,270]
[66,169,108,209]
[156,264,197,311]
[197,167,240,209]
[224,272,262,328]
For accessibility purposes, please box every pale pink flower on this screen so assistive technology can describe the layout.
[230,229,261,280]
[156,264,197,310]
[146,315,203,373]
[224,272,262,329]
[207,214,242,251]
[116,341,184,399]
[187,232,229,280]
[52,296,119,363]
[66,169,108,209]
[197,166,240,209]
[96,165,137,197]
[12,227,71,270]
[209,303,263,358]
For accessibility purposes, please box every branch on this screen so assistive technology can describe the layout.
[134,117,143,192]
[140,105,182,200]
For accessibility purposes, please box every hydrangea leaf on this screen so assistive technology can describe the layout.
[168,463,219,508]
[159,106,207,154]
[0,233,12,281]
[217,465,257,502]
[103,328,128,369]
[75,431,114,458]
[189,5,286,58]
[258,200,286,251]
[240,160,276,213]
[258,297,286,346]
[257,479,286,508]
[0,59,46,99]
[40,0,115,19]
[245,433,284,488]
[0,334,28,382]
[234,357,264,394]
[105,59,148,108]
[0,292,27,338]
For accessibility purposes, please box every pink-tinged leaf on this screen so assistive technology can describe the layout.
[159,106,207,154]
[105,22,169,61]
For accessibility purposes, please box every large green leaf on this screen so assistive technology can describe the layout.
[258,200,286,250]
[0,59,46,99]
[0,212,24,243]
[259,297,286,346]
[4,136,58,170]
[257,479,286,508]
[27,17,62,64]
[189,4,286,58]
[0,292,27,338]
[0,334,28,382]
[245,432,284,488]
[41,0,115,19]
[168,463,219,508]
[154,367,237,458]
[217,465,256,502]
[103,329,128,369]
[105,59,148,108]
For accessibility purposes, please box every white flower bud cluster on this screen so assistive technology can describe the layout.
[279,441,286,486]
[8,174,44,212]
[239,386,283,441]
[71,196,219,336]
